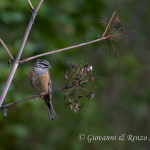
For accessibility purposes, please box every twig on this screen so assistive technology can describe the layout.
[66,63,81,86]
[0,9,120,109]
[20,36,109,64]
[109,39,116,55]
[0,0,44,107]
[109,32,126,37]
[79,86,90,93]
[27,0,34,10]
[0,38,14,60]
[0,86,73,109]
[109,26,119,35]
[75,86,79,100]
[80,79,88,84]
[103,11,116,37]
[65,86,74,97]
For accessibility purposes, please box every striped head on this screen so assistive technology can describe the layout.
[34,59,51,75]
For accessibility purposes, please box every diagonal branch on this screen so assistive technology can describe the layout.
[0,38,14,60]
[27,0,34,10]
[66,63,81,86]
[0,86,73,109]
[103,11,116,37]
[0,0,44,107]
[20,36,109,64]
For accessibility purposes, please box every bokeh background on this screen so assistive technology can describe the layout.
[0,0,150,149]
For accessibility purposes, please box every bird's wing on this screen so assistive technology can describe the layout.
[46,79,56,120]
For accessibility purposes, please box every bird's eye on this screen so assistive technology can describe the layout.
[44,63,48,66]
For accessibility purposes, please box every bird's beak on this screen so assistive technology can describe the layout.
[48,65,51,69]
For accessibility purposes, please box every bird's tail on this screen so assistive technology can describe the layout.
[46,101,56,120]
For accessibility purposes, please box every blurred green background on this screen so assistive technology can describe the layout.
[0,0,150,149]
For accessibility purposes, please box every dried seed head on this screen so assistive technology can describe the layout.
[88,92,95,100]
[64,71,69,80]
[74,103,80,113]
[65,63,96,112]
[88,66,93,72]
[68,99,73,103]
[84,64,93,73]
[115,16,120,23]
[67,99,73,110]
[70,62,76,70]
[68,104,73,110]
[74,99,79,103]
[80,67,85,73]
[84,64,89,69]
[78,103,83,108]
[88,75,96,82]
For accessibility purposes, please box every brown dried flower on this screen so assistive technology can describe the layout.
[64,63,96,112]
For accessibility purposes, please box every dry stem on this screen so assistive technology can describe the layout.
[0,38,14,60]
[0,0,44,106]
[0,86,72,109]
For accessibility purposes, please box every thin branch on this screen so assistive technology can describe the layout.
[75,86,79,100]
[20,36,109,63]
[0,9,120,109]
[0,86,73,109]
[109,39,117,55]
[109,32,126,37]
[27,0,34,10]
[109,26,119,35]
[0,0,44,107]
[0,38,14,60]
[103,11,116,37]
[66,63,81,86]
[65,86,74,97]
[80,79,88,84]
[79,86,90,93]
[112,36,124,41]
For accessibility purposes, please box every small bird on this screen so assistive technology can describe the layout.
[28,59,56,120]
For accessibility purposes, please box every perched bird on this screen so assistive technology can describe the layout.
[28,59,56,120]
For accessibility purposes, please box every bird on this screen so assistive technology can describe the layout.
[28,59,56,120]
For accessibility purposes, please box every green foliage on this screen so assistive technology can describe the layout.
[0,0,150,150]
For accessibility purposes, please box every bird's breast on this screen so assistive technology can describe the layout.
[28,69,50,94]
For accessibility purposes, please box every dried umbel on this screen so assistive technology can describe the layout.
[101,12,129,57]
[64,63,96,112]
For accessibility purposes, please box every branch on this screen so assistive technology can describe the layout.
[20,35,109,63]
[27,0,34,10]
[0,38,14,60]
[0,0,44,107]
[20,11,119,64]
[103,11,116,37]
[0,86,72,109]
